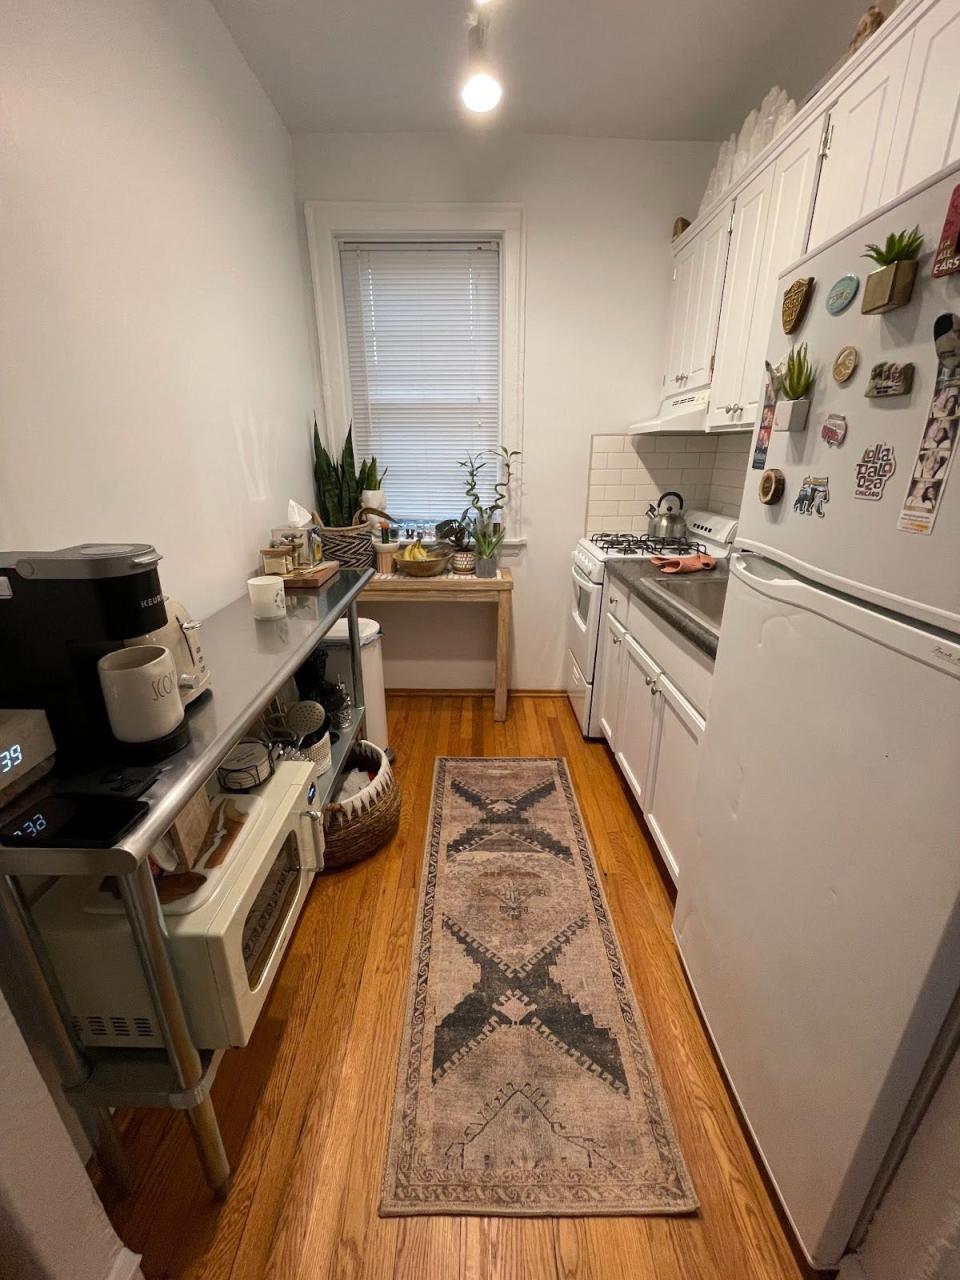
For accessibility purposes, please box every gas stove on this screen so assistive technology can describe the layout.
[588,531,708,557]
[574,510,739,584]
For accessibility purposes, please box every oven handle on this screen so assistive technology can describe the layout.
[572,564,601,593]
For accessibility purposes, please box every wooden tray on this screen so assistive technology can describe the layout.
[282,560,340,590]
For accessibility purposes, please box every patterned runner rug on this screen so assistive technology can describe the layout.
[381,757,697,1216]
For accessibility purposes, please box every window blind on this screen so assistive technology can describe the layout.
[339,240,501,521]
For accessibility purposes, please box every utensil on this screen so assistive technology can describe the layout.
[645,492,687,540]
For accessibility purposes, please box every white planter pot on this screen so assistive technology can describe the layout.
[773,398,810,433]
[361,488,386,531]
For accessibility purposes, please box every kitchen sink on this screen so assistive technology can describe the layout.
[649,571,728,630]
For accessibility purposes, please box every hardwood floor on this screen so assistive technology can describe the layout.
[105,695,804,1280]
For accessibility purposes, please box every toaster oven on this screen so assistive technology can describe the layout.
[34,760,323,1050]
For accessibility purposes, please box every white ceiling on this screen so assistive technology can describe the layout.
[212,0,876,141]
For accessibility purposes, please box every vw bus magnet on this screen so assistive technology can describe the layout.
[825,274,860,314]
[793,475,830,518]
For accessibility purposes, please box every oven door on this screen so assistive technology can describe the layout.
[569,561,603,679]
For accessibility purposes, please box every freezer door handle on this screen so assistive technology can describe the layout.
[731,553,960,675]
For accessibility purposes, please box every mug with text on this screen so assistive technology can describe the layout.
[97,644,184,744]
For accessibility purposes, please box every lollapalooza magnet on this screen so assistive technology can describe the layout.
[793,475,830,518]
[825,274,860,314]
[898,314,960,535]
[855,444,896,501]
[821,414,848,447]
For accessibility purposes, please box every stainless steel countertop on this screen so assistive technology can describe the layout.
[0,569,373,876]
[605,560,728,658]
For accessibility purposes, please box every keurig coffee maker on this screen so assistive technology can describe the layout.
[0,544,190,764]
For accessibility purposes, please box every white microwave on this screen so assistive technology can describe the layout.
[34,760,323,1050]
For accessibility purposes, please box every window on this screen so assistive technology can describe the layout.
[338,240,501,522]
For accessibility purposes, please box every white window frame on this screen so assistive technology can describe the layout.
[305,201,525,535]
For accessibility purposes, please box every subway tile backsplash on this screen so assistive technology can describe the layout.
[585,431,751,533]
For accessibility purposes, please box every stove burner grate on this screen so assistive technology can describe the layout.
[590,531,707,557]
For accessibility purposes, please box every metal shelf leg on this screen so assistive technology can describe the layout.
[0,875,133,1197]
[347,599,367,736]
[118,861,231,1197]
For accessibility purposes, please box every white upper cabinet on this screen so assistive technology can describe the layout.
[708,170,774,429]
[709,113,825,431]
[807,31,914,250]
[660,202,732,397]
[882,0,960,201]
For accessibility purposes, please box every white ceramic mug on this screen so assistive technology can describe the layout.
[247,574,286,619]
[97,644,184,744]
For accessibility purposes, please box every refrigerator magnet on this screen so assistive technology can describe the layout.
[821,415,848,447]
[752,374,777,470]
[832,345,859,384]
[793,475,830,518]
[932,184,960,278]
[782,277,815,334]
[897,315,960,535]
[865,362,914,398]
[854,444,896,501]
[758,469,785,505]
[825,275,860,314]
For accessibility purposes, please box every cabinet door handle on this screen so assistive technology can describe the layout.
[650,682,659,696]
[612,636,621,645]
[643,674,652,686]
[609,596,618,607]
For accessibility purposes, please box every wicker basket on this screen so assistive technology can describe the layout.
[322,739,400,868]
[317,516,374,571]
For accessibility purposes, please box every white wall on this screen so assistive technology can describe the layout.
[1,0,315,619]
[0,987,142,1280]
[294,132,714,690]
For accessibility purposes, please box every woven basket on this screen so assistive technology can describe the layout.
[317,517,373,571]
[322,739,400,868]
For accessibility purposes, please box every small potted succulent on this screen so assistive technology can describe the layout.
[435,516,476,575]
[773,343,815,432]
[861,225,924,314]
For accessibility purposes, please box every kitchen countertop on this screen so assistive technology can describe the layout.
[606,560,728,659]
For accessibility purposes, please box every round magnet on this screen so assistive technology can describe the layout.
[821,414,848,447]
[758,468,785,505]
[833,345,859,383]
[825,274,860,314]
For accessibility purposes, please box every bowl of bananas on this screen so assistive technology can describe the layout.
[393,539,452,577]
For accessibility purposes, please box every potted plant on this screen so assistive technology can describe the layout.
[861,225,924,314]
[359,456,389,531]
[457,445,520,578]
[773,343,815,432]
[435,516,476,575]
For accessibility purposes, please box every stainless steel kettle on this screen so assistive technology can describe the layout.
[645,491,687,540]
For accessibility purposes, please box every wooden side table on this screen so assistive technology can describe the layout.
[360,569,514,720]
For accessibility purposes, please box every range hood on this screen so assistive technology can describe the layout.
[628,387,710,435]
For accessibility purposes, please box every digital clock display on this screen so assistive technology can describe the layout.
[0,743,23,774]
[12,812,46,839]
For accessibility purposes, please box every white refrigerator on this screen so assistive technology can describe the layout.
[674,162,960,1268]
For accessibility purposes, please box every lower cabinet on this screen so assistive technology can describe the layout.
[644,674,706,886]
[615,634,662,810]
[598,612,626,746]
[598,608,708,886]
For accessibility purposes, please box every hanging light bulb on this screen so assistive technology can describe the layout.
[460,12,502,114]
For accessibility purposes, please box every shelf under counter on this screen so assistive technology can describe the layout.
[0,567,373,878]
